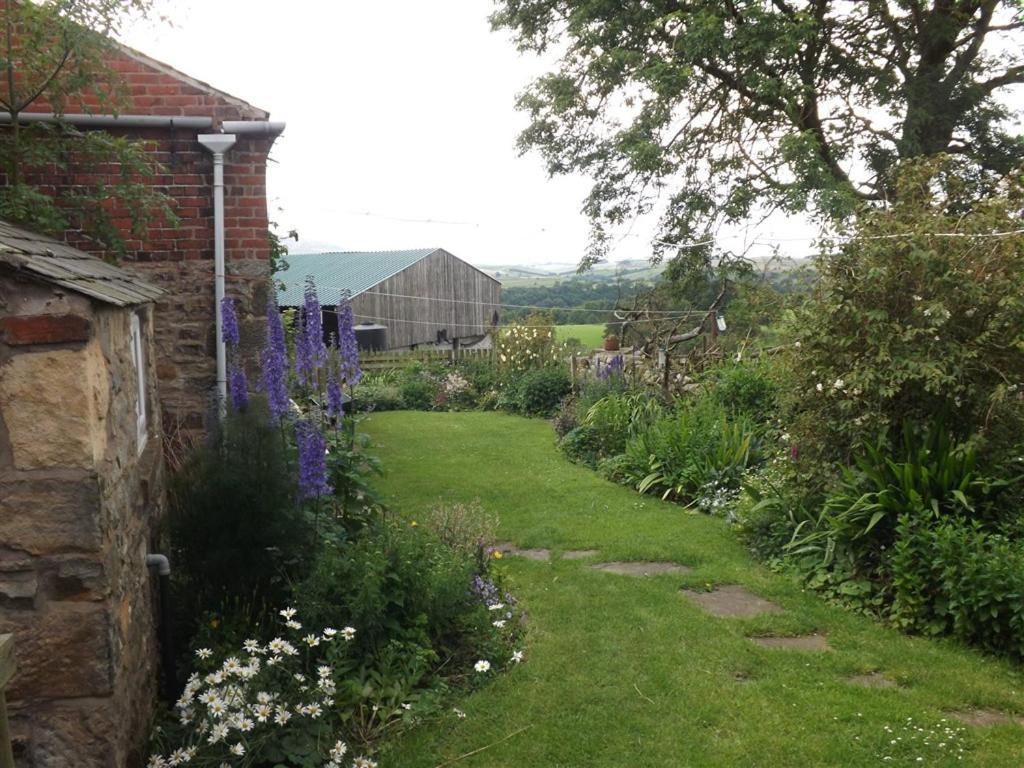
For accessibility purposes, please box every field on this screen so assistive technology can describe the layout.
[366,411,1024,767]
[554,323,606,349]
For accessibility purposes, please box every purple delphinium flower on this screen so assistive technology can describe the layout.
[597,354,624,381]
[470,575,500,605]
[229,365,249,411]
[295,277,327,386]
[220,296,240,347]
[326,366,345,418]
[295,419,333,500]
[262,296,290,424]
[336,295,362,387]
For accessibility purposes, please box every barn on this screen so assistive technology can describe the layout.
[277,248,502,350]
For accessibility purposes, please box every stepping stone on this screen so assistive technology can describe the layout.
[847,672,897,689]
[948,709,1024,727]
[592,561,692,577]
[680,585,783,618]
[493,543,551,561]
[750,634,830,651]
[562,549,600,560]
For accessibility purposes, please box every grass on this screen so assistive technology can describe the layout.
[365,411,1024,767]
[555,323,606,349]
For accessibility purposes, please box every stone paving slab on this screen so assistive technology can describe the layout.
[592,561,692,576]
[948,709,1024,727]
[680,585,783,618]
[749,634,831,651]
[847,672,898,688]
[562,549,600,560]
[493,543,551,561]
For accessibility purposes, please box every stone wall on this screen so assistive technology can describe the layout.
[0,269,166,767]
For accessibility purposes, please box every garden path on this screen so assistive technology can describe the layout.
[367,411,1024,768]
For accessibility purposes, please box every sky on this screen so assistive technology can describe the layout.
[121,0,817,270]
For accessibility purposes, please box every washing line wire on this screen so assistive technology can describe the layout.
[303,283,708,317]
[350,313,643,330]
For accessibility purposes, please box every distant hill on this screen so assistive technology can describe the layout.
[482,259,667,287]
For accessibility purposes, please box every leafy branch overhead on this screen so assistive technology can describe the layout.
[0,0,176,256]
[491,0,1024,266]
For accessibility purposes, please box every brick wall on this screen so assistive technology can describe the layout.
[21,41,281,436]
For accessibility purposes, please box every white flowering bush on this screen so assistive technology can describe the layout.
[147,609,378,768]
[495,320,568,375]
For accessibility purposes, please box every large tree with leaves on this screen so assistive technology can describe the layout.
[492,1,1024,267]
[0,0,175,255]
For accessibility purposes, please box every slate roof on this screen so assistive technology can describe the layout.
[277,249,440,306]
[0,221,162,306]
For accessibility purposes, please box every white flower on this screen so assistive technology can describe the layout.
[243,639,261,654]
[253,703,272,722]
[330,741,349,760]
[286,620,302,630]
[488,603,505,611]
[512,650,524,663]
[453,708,467,719]
[304,633,320,647]
[279,607,297,620]
[317,665,332,678]
[401,703,412,710]
[229,743,245,757]
[147,757,168,768]
[341,626,356,641]
[207,723,229,744]
[322,627,337,638]
[195,648,212,660]
[794,341,801,348]
[833,378,845,390]
[353,758,377,768]
[815,382,823,392]
[492,620,506,628]
[274,707,292,726]
[474,660,491,673]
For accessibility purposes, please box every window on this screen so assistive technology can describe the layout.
[130,311,148,453]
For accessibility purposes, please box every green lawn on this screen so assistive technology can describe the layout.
[366,412,1024,767]
[555,323,606,349]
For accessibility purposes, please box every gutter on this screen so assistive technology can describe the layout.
[0,112,213,129]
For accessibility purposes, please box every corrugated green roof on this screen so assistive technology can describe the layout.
[277,249,439,306]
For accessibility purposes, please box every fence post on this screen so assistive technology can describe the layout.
[0,634,15,768]
[662,348,671,396]
[570,354,577,393]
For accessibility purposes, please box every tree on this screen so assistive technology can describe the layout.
[0,0,175,255]
[491,1,1024,268]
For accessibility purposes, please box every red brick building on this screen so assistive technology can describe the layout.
[20,41,284,438]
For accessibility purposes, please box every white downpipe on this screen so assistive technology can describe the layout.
[197,134,237,413]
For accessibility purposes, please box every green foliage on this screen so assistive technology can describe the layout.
[575,389,665,459]
[559,424,603,468]
[167,403,313,647]
[514,366,571,416]
[492,1,1024,270]
[613,399,761,503]
[781,160,1024,469]
[890,517,1024,659]
[353,382,405,412]
[295,518,506,669]
[787,423,1011,574]
[0,1,177,255]
[398,364,441,410]
[707,361,777,423]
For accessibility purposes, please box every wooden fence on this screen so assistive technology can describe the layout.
[0,635,14,768]
[360,346,495,370]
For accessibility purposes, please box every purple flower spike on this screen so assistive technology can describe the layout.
[220,296,240,347]
[336,295,362,387]
[229,364,249,411]
[262,295,290,424]
[295,277,327,386]
[296,419,332,500]
[326,366,345,418]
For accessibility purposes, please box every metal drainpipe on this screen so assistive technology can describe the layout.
[145,554,176,701]
[197,134,237,413]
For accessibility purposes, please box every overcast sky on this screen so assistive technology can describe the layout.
[123,0,815,269]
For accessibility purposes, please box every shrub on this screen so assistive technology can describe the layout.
[787,423,1012,577]
[560,424,603,468]
[709,361,777,423]
[616,399,761,503]
[515,367,572,416]
[399,375,438,410]
[581,390,665,458]
[780,160,1024,470]
[890,517,1024,659]
[167,403,313,646]
[420,500,499,573]
[551,396,579,438]
[353,383,404,412]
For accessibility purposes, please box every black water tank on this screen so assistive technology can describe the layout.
[354,323,387,351]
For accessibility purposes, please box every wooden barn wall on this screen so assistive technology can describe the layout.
[349,249,501,349]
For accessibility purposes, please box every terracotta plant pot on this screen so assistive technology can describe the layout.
[603,335,620,351]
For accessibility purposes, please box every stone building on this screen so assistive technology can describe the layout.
[0,222,166,766]
[18,40,285,438]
